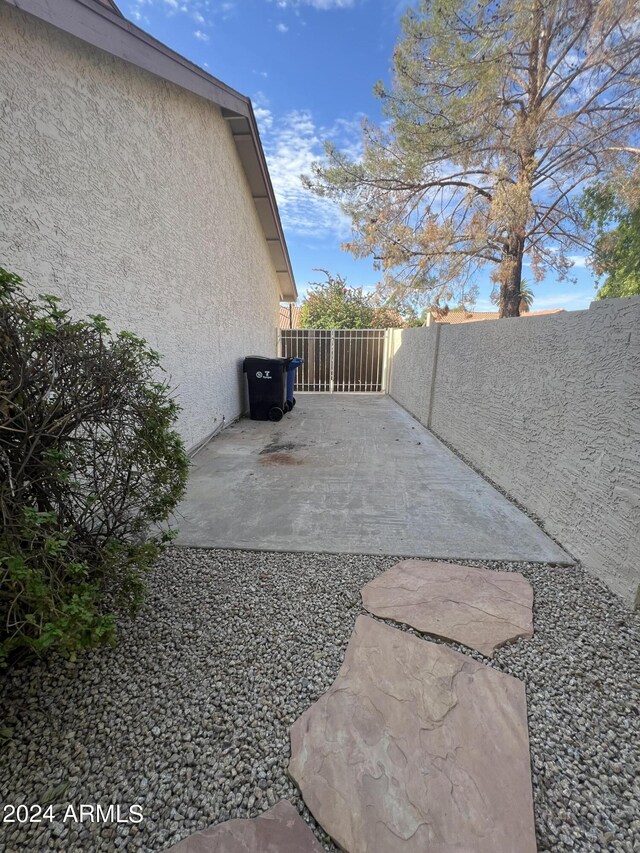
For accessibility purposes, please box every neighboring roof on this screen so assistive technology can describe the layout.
[440,311,500,324]
[278,304,303,329]
[3,0,297,302]
[432,309,565,324]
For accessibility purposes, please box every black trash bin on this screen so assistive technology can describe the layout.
[243,356,288,421]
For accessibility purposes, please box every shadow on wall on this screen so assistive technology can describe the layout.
[388,297,640,609]
[237,356,250,415]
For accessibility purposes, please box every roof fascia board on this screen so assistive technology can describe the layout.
[224,105,297,297]
[245,103,297,299]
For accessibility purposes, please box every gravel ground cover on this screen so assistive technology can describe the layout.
[0,548,638,853]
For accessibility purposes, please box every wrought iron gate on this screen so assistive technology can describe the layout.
[278,329,389,393]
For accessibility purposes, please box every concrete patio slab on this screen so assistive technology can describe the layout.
[175,394,571,564]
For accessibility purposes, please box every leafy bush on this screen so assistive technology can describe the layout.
[299,270,407,329]
[580,172,640,300]
[300,270,376,329]
[0,268,189,666]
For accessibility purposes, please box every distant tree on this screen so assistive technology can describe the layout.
[299,271,375,329]
[488,278,534,311]
[370,306,405,328]
[369,289,427,326]
[403,314,426,328]
[369,290,427,326]
[305,0,640,318]
[519,281,535,313]
[299,272,412,328]
[581,166,640,299]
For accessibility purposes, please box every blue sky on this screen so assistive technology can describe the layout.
[126,0,600,312]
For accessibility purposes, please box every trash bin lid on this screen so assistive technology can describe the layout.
[243,355,288,372]
[244,355,288,362]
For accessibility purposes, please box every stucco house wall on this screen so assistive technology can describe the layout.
[388,298,640,608]
[0,2,281,450]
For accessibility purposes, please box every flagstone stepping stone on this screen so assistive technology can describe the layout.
[361,559,533,657]
[166,800,324,853]
[289,615,536,853]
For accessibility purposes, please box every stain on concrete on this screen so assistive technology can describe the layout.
[259,452,304,466]
[259,442,299,456]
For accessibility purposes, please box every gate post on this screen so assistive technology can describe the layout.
[381,329,390,393]
[329,329,335,393]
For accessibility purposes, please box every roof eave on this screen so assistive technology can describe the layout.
[222,105,297,302]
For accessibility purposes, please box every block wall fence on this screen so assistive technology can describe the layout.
[388,297,640,608]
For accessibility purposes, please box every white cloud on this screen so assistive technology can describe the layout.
[129,0,215,27]
[254,106,274,132]
[568,255,588,268]
[193,29,209,40]
[253,98,364,239]
[531,291,593,310]
[276,22,289,31]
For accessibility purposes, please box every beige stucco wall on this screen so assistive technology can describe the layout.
[389,299,640,608]
[0,4,281,450]
[388,326,440,426]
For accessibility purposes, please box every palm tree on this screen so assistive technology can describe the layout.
[519,281,534,314]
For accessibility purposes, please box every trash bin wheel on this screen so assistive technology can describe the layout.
[291,396,296,409]
[283,401,292,413]
[268,406,284,422]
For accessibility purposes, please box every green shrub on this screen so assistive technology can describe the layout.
[0,268,189,666]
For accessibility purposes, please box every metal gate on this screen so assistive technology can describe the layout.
[278,329,389,393]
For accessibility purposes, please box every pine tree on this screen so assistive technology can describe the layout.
[305,0,640,316]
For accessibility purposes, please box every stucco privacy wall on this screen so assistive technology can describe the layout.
[388,298,640,608]
[388,326,440,426]
[0,4,280,450]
